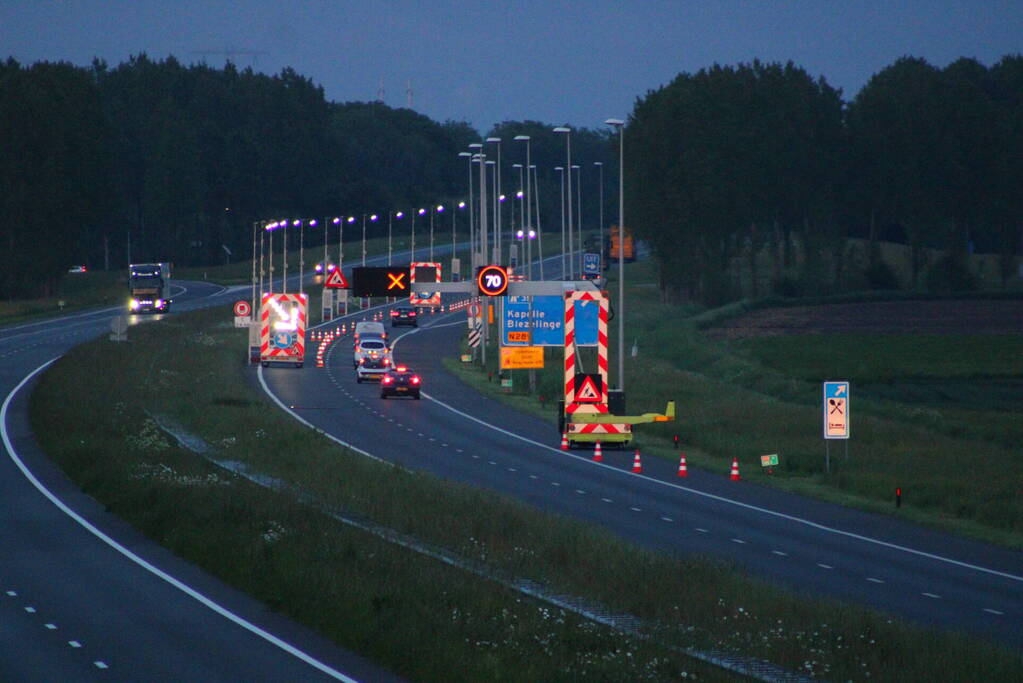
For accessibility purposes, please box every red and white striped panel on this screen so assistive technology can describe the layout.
[568,423,631,435]
[409,262,441,305]
[260,293,307,360]
[563,291,608,414]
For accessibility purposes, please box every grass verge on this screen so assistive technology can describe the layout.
[28,305,1022,680]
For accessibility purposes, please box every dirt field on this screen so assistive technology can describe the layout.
[706,299,1023,339]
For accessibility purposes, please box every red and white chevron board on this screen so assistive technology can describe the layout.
[409,262,441,305]
[260,293,307,361]
[568,423,631,435]
[564,291,609,414]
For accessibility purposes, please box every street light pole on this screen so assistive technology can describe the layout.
[514,135,532,274]
[606,117,625,392]
[459,151,474,270]
[572,164,582,275]
[556,166,565,278]
[554,127,573,278]
[487,137,502,262]
[531,165,544,280]
[594,162,604,270]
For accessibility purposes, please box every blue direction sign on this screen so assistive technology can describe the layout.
[823,381,850,439]
[502,295,599,346]
[583,252,600,276]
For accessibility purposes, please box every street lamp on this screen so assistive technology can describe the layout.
[530,164,544,280]
[606,117,626,392]
[553,126,573,278]
[486,137,502,262]
[430,204,444,261]
[594,162,604,270]
[388,211,404,265]
[361,213,378,266]
[556,166,566,278]
[459,152,475,270]
[412,208,425,261]
[340,216,354,277]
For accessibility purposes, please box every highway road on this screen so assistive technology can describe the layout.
[262,293,1023,651]
[0,276,407,681]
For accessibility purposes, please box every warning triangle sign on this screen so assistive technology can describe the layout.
[575,374,602,402]
[324,269,349,288]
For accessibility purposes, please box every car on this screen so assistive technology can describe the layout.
[390,305,418,327]
[314,261,337,274]
[353,321,387,344]
[353,337,391,368]
[68,265,88,274]
[380,366,421,399]
[356,355,391,382]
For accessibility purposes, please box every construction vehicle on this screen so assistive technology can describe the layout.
[606,226,635,262]
[128,262,172,313]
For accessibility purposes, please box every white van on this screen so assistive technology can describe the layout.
[353,321,386,343]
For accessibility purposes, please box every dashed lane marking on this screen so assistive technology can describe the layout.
[983,608,1004,615]
[867,577,884,584]
[922,592,941,599]
[772,550,788,557]
[817,563,834,570]
[731,538,746,544]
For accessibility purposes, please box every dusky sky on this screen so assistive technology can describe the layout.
[2,1,1021,132]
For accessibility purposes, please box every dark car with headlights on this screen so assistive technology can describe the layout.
[380,366,421,399]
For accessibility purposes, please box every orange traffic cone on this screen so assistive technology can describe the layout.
[560,433,569,451]
[677,453,688,478]
[593,441,603,462]
[632,449,643,473]
[730,457,741,481]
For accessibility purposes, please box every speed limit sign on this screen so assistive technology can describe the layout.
[476,265,509,296]
[233,300,251,317]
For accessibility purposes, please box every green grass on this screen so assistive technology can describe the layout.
[28,305,1023,681]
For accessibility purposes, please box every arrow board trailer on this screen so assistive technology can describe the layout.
[260,293,307,368]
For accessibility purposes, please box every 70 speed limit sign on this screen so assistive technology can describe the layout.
[476,265,509,296]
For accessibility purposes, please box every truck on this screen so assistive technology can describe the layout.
[606,226,635,263]
[128,262,172,313]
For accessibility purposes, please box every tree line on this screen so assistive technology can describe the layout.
[628,56,1023,305]
[3,53,1020,303]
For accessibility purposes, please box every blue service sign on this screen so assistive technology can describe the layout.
[502,295,599,346]
[583,252,600,274]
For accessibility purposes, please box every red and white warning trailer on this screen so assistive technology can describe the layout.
[560,290,674,448]
[260,292,307,368]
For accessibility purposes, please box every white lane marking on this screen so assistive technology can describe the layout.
[529,475,539,480]
[661,517,673,523]
[6,590,16,596]
[1,360,361,682]
[867,577,884,584]
[731,538,746,545]
[417,389,1023,585]
[45,623,57,630]
[772,550,788,557]
[695,528,708,533]
[95,661,109,669]
[576,490,586,495]
[69,641,81,648]
[25,606,36,613]
[922,592,941,599]
[601,498,613,503]
[488,461,497,466]
[817,563,834,570]
[630,507,642,512]
[983,608,1004,615]
[551,482,561,487]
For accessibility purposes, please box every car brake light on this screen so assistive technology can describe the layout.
[382,377,393,384]
[411,376,420,384]
[396,366,407,372]
[409,311,416,316]
[391,310,398,316]
[383,358,390,365]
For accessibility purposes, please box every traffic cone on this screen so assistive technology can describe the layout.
[593,441,603,462]
[631,449,643,473]
[677,453,688,478]
[730,457,741,481]
[560,433,569,451]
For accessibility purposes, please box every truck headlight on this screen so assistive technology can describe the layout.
[130,299,140,310]
[155,299,164,308]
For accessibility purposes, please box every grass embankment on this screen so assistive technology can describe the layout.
[30,305,1022,680]
[449,257,1023,548]
[0,270,124,325]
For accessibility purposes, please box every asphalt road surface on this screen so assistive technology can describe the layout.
[0,275,407,681]
[262,295,1023,652]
